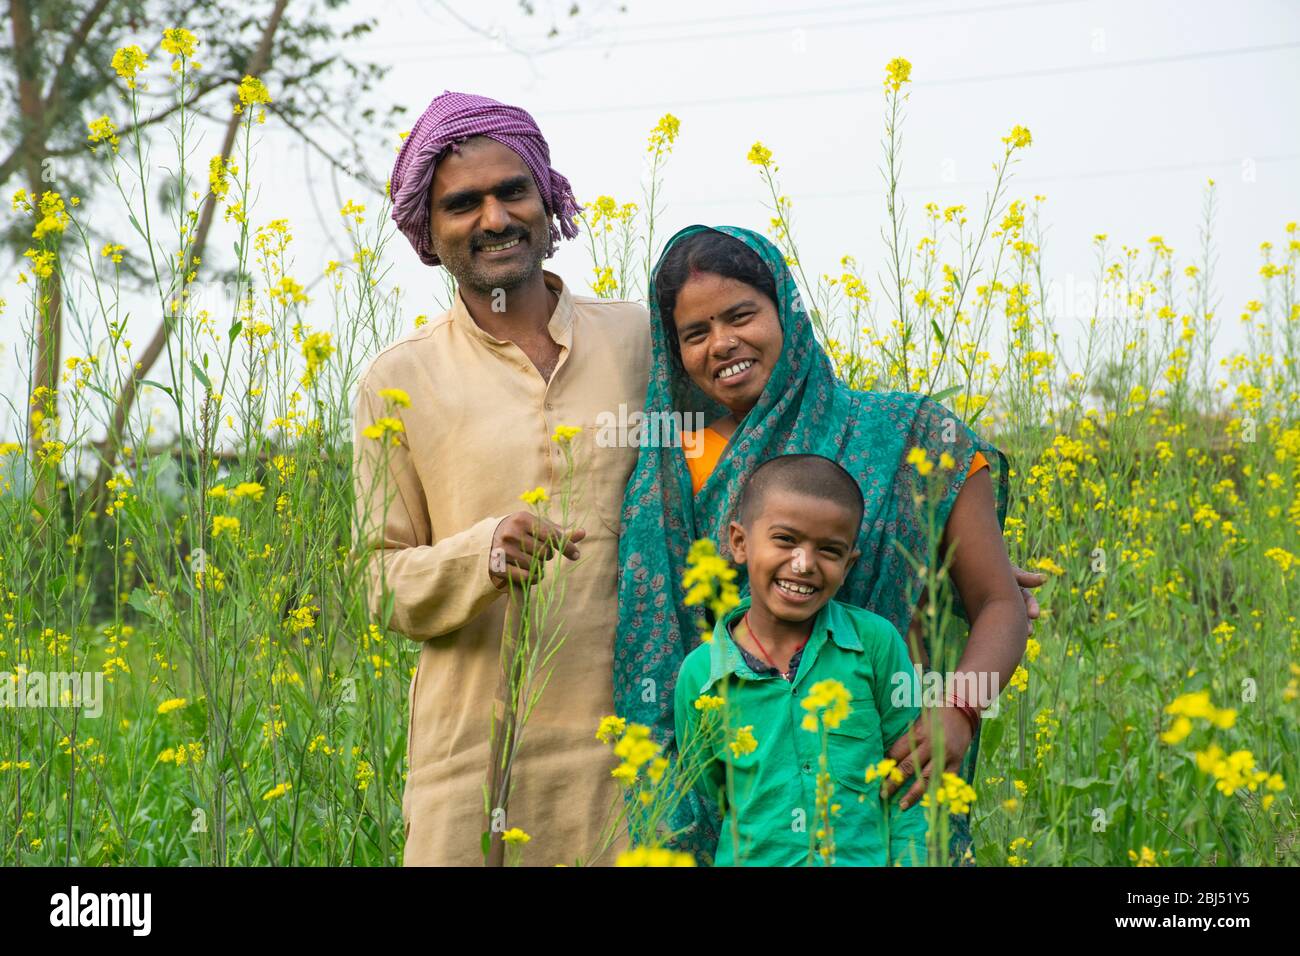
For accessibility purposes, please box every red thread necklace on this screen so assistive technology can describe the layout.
[742,612,808,681]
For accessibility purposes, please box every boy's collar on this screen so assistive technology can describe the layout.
[699,594,862,694]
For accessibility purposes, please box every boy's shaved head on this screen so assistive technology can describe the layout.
[737,454,865,530]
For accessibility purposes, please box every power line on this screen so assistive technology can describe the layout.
[372,0,1087,61]
[676,152,1300,208]
[362,0,952,51]
[537,39,1300,117]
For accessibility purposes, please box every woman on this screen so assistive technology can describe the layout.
[614,225,1038,864]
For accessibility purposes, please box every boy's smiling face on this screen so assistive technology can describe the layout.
[729,491,861,626]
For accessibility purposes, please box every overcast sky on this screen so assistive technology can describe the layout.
[3,0,1298,444]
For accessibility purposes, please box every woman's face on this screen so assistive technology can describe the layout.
[672,271,782,419]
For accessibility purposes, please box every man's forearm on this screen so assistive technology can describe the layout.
[362,513,505,640]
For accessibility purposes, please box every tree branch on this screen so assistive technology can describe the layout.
[264,100,386,196]
[40,0,116,116]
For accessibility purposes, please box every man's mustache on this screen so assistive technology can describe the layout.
[470,228,529,251]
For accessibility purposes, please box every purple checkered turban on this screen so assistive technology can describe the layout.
[389,91,581,267]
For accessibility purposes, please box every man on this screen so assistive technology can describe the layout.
[352,91,648,866]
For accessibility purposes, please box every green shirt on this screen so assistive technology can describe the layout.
[673,595,928,867]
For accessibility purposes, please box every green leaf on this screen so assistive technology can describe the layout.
[929,385,962,404]
[190,360,211,391]
[181,696,209,738]
[85,383,115,406]
[228,320,243,343]
[127,587,163,622]
[1119,661,1147,683]
[140,378,174,400]
[480,830,491,859]
[976,710,1005,755]
[930,319,945,344]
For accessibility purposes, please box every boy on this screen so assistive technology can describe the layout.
[673,453,927,866]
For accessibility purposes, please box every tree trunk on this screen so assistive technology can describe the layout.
[10,0,63,515]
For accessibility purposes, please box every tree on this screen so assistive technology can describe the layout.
[3,0,628,516]
[1,0,400,510]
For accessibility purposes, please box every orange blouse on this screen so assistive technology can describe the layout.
[685,427,988,496]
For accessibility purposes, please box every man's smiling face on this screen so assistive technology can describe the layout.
[428,136,551,294]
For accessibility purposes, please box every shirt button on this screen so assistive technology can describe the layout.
[801,763,812,774]
[545,402,553,410]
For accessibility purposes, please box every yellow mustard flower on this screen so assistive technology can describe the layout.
[595,715,627,744]
[693,694,725,713]
[363,417,404,443]
[231,482,265,502]
[728,725,757,758]
[1003,125,1033,150]
[160,27,198,59]
[747,142,773,167]
[235,75,271,111]
[920,772,977,815]
[647,113,681,154]
[865,758,904,786]
[111,46,148,89]
[884,56,912,92]
[906,446,933,477]
[211,515,240,539]
[87,116,119,151]
[801,679,851,731]
[519,486,549,506]
[501,827,531,846]
[615,846,696,867]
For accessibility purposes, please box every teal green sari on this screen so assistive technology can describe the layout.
[613,225,1010,864]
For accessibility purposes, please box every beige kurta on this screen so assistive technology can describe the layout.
[352,270,650,866]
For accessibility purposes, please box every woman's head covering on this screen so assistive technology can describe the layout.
[389,91,582,266]
[613,224,1009,859]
